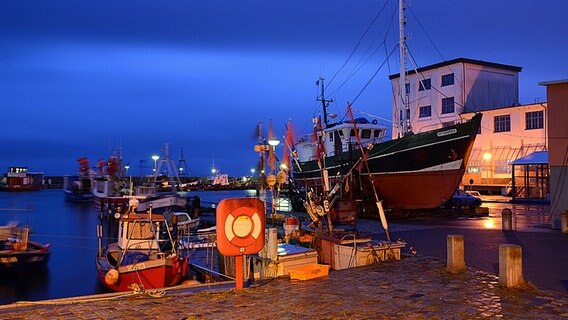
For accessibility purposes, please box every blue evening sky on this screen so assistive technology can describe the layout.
[1,0,566,177]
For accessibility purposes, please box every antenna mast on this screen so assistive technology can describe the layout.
[317,77,333,126]
[399,0,411,136]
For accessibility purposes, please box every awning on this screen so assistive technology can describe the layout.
[511,151,548,165]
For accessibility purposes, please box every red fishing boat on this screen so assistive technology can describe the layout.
[96,212,188,292]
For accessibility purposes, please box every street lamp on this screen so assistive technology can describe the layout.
[152,154,159,173]
[268,138,280,147]
[124,164,130,176]
[251,168,255,176]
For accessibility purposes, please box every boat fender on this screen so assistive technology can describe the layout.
[105,268,120,285]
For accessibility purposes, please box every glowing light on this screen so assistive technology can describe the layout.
[483,152,492,161]
[152,154,159,174]
[268,138,280,147]
[483,220,496,229]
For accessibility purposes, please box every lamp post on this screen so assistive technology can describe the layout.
[124,164,130,176]
[267,138,280,226]
[152,154,159,174]
[268,138,280,150]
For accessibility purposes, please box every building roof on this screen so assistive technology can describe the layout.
[388,58,522,80]
[511,151,548,165]
[461,102,547,115]
[538,79,568,86]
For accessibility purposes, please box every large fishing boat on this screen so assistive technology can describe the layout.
[288,0,482,217]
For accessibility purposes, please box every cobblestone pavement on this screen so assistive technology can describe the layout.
[2,204,568,319]
[1,255,568,319]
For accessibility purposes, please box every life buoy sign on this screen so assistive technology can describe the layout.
[216,198,265,256]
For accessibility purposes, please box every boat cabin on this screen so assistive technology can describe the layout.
[117,214,169,251]
[296,118,388,162]
[1,167,43,191]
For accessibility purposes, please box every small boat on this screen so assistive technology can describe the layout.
[96,212,188,292]
[0,167,43,192]
[0,223,51,272]
[63,157,94,202]
[170,211,200,234]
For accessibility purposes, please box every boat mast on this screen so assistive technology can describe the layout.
[317,77,333,127]
[399,0,411,136]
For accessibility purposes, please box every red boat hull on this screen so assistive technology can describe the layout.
[97,256,186,292]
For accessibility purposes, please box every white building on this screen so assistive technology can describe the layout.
[461,103,547,193]
[389,58,547,193]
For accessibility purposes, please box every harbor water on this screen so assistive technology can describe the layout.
[0,189,289,305]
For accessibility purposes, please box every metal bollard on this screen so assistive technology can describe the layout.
[502,208,513,231]
[562,210,568,234]
[447,234,466,273]
[499,244,524,288]
[268,228,278,261]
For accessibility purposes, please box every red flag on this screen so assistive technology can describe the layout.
[312,116,326,161]
[346,104,368,164]
[282,120,295,171]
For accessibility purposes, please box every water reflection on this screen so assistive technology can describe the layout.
[0,269,50,304]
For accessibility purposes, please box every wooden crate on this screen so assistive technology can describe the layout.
[319,235,406,270]
[288,264,330,281]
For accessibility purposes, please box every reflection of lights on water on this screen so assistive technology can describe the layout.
[483,220,496,229]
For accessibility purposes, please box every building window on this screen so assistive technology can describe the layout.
[441,97,455,114]
[494,115,511,132]
[467,166,480,174]
[419,105,431,118]
[419,79,431,91]
[361,129,371,139]
[329,132,334,141]
[404,83,410,94]
[525,110,544,130]
[441,73,454,86]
